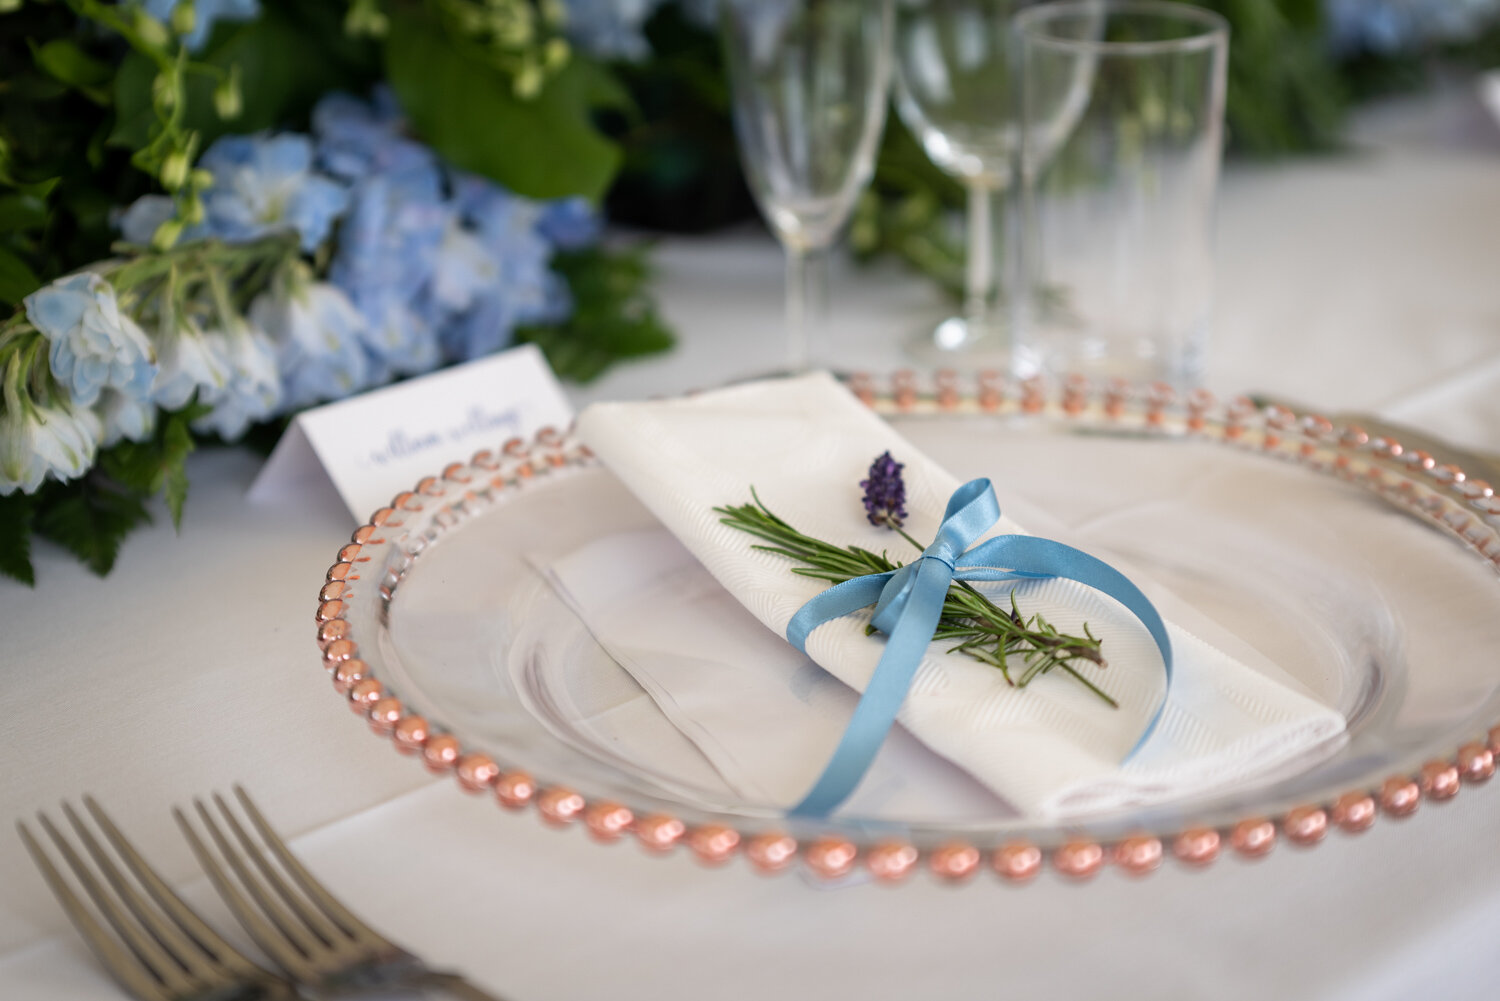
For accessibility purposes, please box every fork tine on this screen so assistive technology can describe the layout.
[36,811,203,998]
[210,793,350,952]
[232,786,392,950]
[18,817,176,1001]
[174,804,321,985]
[81,796,267,983]
[59,802,224,987]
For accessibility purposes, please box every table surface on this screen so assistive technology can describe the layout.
[4,88,1500,1001]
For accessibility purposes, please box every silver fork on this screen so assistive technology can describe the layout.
[179,787,505,1001]
[18,798,299,1001]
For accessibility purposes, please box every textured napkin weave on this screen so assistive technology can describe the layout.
[575,372,1346,818]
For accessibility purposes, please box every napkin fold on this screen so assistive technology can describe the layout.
[575,373,1346,819]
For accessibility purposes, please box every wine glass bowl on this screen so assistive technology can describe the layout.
[891,0,1034,363]
[722,0,895,371]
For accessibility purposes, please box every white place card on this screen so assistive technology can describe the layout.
[249,344,574,522]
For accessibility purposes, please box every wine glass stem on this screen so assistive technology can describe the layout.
[963,181,1005,337]
[785,244,830,373]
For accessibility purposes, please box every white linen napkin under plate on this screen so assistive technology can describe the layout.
[574,372,1347,819]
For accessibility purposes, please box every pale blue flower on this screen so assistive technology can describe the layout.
[152,319,232,411]
[0,382,102,495]
[429,219,502,315]
[539,197,601,249]
[192,322,283,439]
[24,273,157,408]
[437,176,560,361]
[1325,0,1500,54]
[142,0,261,52]
[198,133,350,252]
[312,89,437,182]
[360,299,443,378]
[249,281,372,410]
[96,389,157,447]
[562,0,668,60]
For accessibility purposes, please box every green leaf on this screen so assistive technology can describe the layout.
[385,12,622,200]
[34,478,152,577]
[0,491,37,586]
[99,403,204,528]
[517,246,674,382]
[30,39,114,98]
[0,193,49,233]
[0,246,41,305]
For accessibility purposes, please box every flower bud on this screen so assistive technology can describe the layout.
[543,37,570,69]
[513,62,543,100]
[0,0,23,13]
[159,151,190,191]
[151,218,184,251]
[151,72,177,110]
[189,168,214,189]
[214,74,242,119]
[170,0,195,36]
[181,194,204,226]
[134,10,171,49]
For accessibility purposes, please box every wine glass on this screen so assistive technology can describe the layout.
[892,0,1035,362]
[722,0,896,372]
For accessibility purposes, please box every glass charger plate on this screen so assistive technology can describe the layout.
[314,375,1500,882]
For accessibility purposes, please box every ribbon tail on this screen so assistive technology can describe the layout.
[789,558,952,818]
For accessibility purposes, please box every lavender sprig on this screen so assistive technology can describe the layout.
[861,451,908,529]
[714,476,1116,707]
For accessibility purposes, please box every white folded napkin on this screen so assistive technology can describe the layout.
[575,372,1346,818]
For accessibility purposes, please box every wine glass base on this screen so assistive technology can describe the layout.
[903,316,1014,370]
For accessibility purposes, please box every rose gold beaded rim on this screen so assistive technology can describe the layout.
[315,373,1500,885]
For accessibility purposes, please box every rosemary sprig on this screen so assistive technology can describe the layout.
[714,490,1116,708]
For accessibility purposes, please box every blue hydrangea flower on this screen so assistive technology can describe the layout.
[435,175,559,361]
[24,273,157,408]
[198,133,349,252]
[311,88,437,182]
[152,318,232,411]
[329,167,452,376]
[192,322,283,439]
[538,197,601,249]
[562,0,668,60]
[0,383,102,495]
[249,280,373,410]
[142,0,261,52]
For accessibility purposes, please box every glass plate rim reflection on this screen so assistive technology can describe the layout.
[316,375,1500,879]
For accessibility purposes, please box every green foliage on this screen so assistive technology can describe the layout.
[33,476,153,577]
[113,2,381,151]
[386,5,625,200]
[1194,0,1347,155]
[601,4,755,232]
[0,491,37,586]
[101,404,208,529]
[517,245,674,382]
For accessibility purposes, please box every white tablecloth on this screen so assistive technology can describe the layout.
[4,89,1499,1000]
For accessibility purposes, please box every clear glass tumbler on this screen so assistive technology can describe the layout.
[722,0,895,373]
[1014,1,1228,388]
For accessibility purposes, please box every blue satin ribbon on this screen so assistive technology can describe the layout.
[785,478,1172,818]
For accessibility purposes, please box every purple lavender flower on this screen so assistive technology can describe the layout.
[861,451,907,529]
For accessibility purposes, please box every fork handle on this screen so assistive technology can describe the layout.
[417,970,510,1001]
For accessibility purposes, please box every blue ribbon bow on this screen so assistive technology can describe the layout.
[785,478,1173,818]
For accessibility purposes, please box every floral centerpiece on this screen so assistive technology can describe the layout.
[2,0,1497,585]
